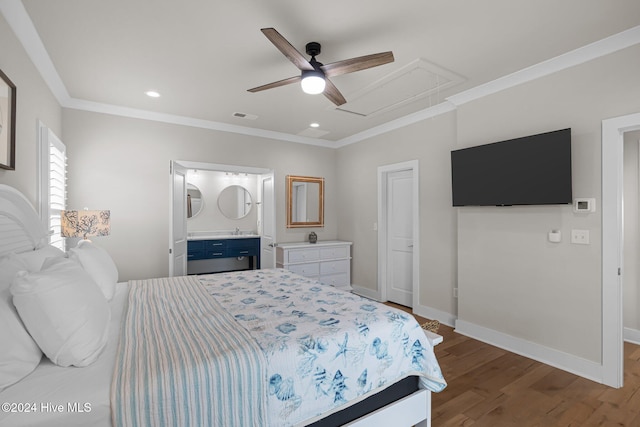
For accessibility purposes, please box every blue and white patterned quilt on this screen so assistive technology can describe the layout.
[198,268,447,426]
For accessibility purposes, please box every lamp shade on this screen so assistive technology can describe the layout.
[300,70,326,95]
[61,210,110,240]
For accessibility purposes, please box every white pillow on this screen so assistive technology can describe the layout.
[15,244,65,272]
[0,255,42,391]
[68,240,118,301]
[10,257,111,367]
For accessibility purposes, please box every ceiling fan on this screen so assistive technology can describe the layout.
[247,28,394,106]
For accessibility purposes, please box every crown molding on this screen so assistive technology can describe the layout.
[445,25,640,107]
[334,101,456,148]
[0,0,70,104]
[2,0,639,149]
[335,24,640,147]
[64,98,335,147]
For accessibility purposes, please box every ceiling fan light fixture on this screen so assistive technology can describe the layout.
[301,70,326,95]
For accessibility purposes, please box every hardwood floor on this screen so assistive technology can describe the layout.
[388,303,640,426]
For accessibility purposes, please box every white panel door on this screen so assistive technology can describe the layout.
[170,161,187,277]
[260,173,276,269]
[386,169,414,306]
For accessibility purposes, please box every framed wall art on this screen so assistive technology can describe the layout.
[0,68,16,170]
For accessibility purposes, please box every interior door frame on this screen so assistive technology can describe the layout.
[258,172,276,269]
[169,160,188,277]
[377,160,420,306]
[170,160,274,273]
[602,112,640,388]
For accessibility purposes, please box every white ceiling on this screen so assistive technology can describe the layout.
[6,0,640,146]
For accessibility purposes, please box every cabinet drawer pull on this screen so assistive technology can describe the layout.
[213,252,223,256]
[239,250,249,254]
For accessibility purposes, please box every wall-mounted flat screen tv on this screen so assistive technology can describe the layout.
[451,128,572,206]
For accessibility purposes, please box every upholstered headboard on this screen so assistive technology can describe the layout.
[0,185,48,257]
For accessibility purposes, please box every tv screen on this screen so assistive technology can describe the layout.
[451,128,572,206]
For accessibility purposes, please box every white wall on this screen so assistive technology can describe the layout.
[0,14,61,205]
[186,170,259,233]
[61,109,338,281]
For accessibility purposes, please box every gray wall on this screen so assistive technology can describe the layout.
[3,8,640,374]
[336,112,458,318]
[62,109,338,281]
[0,13,61,204]
[456,45,640,363]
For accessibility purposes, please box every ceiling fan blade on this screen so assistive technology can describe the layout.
[261,28,314,71]
[323,79,347,106]
[247,75,301,93]
[321,51,394,77]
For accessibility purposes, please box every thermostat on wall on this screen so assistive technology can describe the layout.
[574,198,595,213]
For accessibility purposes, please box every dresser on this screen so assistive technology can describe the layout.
[276,241,352,290]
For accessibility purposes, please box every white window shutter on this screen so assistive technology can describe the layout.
[38,123,67,251]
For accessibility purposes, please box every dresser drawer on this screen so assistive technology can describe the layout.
[320,246,350,260]
[320,272,350,288]
[203,240,227,250]
[287,248,320,263]
[228,247,258,257]
[188,250,205,260]
[320,260,349,275]
[288,263,320,277]
[227,238,260,249]
[188,240,206,260]
[205,248,227,258]
[227,238,260,257]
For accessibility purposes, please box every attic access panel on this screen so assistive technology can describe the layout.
[336,58,465,117]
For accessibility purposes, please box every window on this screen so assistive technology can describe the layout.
[38,122,66,250]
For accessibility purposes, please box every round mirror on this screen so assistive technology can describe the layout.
[187,183,203,219]
[218,185,252,219]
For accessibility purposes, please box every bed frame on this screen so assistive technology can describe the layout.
[0,184,439,427]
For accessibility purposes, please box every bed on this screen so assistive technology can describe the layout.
[0,184,446,426]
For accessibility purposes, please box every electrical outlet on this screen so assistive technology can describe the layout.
[571,229,590,245]
[453,287,458,298]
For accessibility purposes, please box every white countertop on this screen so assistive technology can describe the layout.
[275,240,352,248]
[187,231,259,241]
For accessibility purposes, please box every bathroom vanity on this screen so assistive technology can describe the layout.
[187,232,260,275]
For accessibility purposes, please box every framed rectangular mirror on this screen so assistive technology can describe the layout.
[0,69,16,170]
[286,175,324,228]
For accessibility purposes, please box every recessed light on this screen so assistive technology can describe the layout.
[310,123,320,128]
[145,90,161,98]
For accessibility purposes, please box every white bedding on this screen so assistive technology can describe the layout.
[0,282,128,427]
[1,274,445,427]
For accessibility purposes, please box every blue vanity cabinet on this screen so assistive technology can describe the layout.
[187,240,227,260]
[227,238,260,263]
[187,237,260,274]
[187,240,206,260]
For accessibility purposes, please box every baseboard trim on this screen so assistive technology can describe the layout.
[351,285,381,301]
[624,327,640,345]
[413,304,457,328]
[455,319,604,384]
